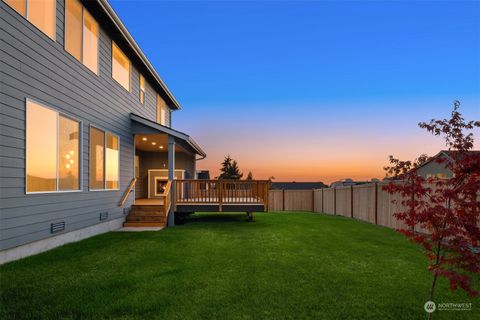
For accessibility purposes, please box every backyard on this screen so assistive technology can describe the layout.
[0,212,478,319]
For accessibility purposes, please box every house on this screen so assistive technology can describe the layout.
[270,182,327,190]
[0,0,269,264]
[0,0,212,263]
[196,170,210,179]
[329,179,371,188]
[416,150,480,179]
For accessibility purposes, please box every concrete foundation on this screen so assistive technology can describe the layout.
[0,217,125,265]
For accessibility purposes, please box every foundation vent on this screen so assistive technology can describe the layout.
[51,221,65,234]
[99,212,109,221]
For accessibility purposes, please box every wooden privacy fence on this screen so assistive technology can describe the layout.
[268,182,412,230]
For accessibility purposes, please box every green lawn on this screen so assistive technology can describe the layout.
[0,212,478,319]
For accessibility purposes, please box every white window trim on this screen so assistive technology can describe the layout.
[88,124,121,192]
[111,41,131,93]
[63,0,100,76]
[9,0,57,41]
[25,98,83,195]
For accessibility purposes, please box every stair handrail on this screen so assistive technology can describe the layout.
[118,177,137,207]
[161,180,173,217]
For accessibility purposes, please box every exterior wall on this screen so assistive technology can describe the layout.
[135,151,195,199]
[0,1,175,251]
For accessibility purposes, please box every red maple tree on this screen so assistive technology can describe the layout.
[383,101,480,311]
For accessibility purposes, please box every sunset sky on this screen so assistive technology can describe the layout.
[110,0,480,183]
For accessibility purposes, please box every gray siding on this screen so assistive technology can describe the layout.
[0,1,176,250]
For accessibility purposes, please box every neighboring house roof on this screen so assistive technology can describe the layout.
[95,0,181,110]
[329,180,370,188]
[130,113,206,158]
[270,182,327,190]
[441,150,480,160]
[416,150,480,170]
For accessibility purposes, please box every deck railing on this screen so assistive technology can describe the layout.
[174,180,269,208]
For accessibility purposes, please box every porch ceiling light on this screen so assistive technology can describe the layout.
[142,137,147,141]
[159,146,164,149]
[152,142,156,145]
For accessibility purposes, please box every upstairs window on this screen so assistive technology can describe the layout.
[4,0,56,40]
[139,75,145,104]
[112,42,130,91]
[65,0,99,74]
[26,100,81,193]
[156,94,167,126]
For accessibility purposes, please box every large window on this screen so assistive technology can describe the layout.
[156,94,167,126]
[65,0,98,74]
[139,74,145,105]
[89,127,119,190]
[112,42,130,91]
[4,0,56,40]
[26,100,81,193]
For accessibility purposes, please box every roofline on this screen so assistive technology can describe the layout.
[97,0,181,110]
[415,150,451,171]
[130,113,206,157]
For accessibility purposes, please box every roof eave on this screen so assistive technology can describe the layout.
[96,0,181,110]
[130,113,206,157]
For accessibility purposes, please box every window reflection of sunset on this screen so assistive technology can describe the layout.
[58,116,80,190]
[26,102,57,192]
[26,101,81,192]
[106,132,119,190]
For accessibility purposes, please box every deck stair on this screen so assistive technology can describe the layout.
[123,205,167,227]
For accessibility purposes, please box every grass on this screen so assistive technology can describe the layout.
[0,212,478,319]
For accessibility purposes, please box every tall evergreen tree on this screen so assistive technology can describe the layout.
[218,155,243,179]
[246,171,253,180]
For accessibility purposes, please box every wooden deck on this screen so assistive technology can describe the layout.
[123,180,269,227]
[174,180,269,213]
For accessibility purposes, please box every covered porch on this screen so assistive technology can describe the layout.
[122,114,269,227]
[123,114,206,227]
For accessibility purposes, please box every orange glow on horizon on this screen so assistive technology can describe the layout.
[191,120,480,184]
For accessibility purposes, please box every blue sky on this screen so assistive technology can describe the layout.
[110,0,480,182]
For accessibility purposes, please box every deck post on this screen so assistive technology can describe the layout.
[167,135,175,227]
[218,180,223,212]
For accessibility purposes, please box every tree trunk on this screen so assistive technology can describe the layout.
[428,272,438,320]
